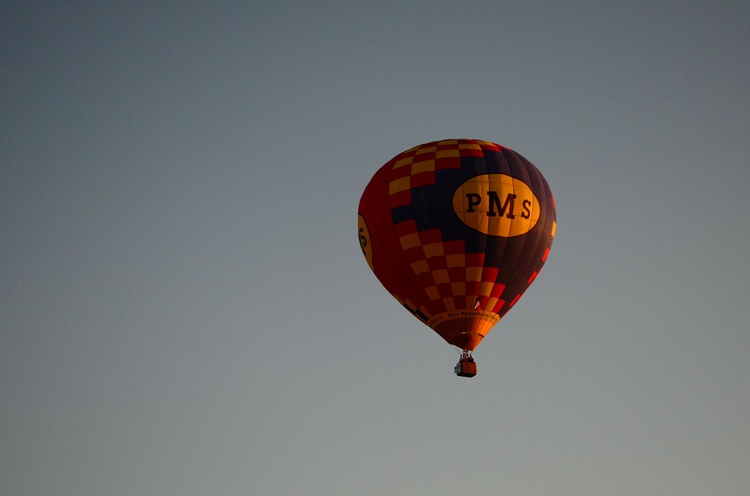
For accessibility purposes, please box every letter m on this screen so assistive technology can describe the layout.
[487,191,516,218]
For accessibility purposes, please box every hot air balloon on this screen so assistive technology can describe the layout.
[358,139,556,377]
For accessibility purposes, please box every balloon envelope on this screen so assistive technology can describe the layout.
[358,139,556,351]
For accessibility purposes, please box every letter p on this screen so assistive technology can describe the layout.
[466,193,482,212]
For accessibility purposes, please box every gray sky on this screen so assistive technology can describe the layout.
[2,1,749,495]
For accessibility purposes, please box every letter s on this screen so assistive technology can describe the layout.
[521,199,532,219]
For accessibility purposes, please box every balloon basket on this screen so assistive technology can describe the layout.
[454,351,477,378]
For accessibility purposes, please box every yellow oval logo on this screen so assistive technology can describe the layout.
[452,174,541,237]
[358,214,375,272]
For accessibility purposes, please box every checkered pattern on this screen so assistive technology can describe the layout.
[359,139,556,351]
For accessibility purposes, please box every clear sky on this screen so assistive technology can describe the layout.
[2,1,749,495]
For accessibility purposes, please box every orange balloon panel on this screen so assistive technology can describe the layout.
[358,139,556,351]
